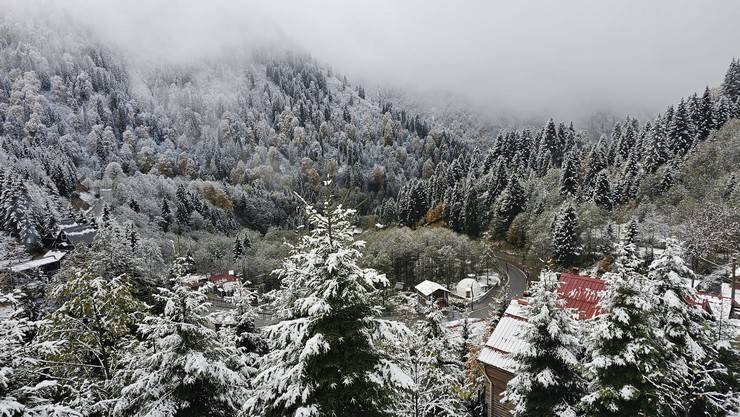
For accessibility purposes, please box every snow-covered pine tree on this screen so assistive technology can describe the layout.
[113,285,248,417]
[160,198,172,232]
[697,86,715,141]
[246,197,410,417]
[36,270,146,413]
[581,240,663,416]
[0,291,81,417]
[647,239,739,416]
[551,202,580,266]
[503,271,584,417]
[591,170,612,210]
[493,174,526,237]
[583,139,607,192]
[398,307,465,417]
[624,218,639,245]
[233,235,243,262]
[643,119,669,173]
[721,57,740,102]
[669,98,692,157]
[559,150,580,198]
[220,280,267,382]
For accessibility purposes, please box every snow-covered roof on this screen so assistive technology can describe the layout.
[414,280,450,296]
[455,278,482,298]
[59,225,96,245]
[6,251,67,272]
[478,302,529,373]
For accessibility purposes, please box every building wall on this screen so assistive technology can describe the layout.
[484,364,514,417]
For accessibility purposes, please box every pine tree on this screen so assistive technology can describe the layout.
[559,151,580,197]
[592,171,612,210]
[462,176,481,236]
[647,239,738,416]
[618,121,637,161]
[36,270,146,412]
[583,140,607,192]
[233,235,243,262]
[398,307,464,417]
[721,58,740,102]
[551,202,580,266]
[658,162,675,194]
[113,285,248,417]
[624,218,639,245]
[643,120,669,173]
[246,198,409,417]
[101,203,111,228]
[697,86,715,141]
[503,271,584,417]
[540,119,562,167]
[222,280,267,377]
[0,291,80,417]
[581,241,662,416]
[669,99,692,157]
[175,184,191,226]
[159,199,172,232]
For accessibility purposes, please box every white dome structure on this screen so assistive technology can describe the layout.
[455,278,482,299]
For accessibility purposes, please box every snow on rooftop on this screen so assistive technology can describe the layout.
[478,312,529,373]
[414,280,449,296]
[5,251,67,272]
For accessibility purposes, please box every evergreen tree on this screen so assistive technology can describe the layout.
[721,58,740,102]
[101,204,111,228]
[233,235,243,262]
[697,86,715,141]
[624,218,639,245]
[540,119,562,167]
[1,291,80,417]
[669,99,692,157]
[503,271,584,417]
[583,140,607,192]
[461,176,481,236]
[128,198,140,213]
[592,171,612,210]
[495,175,526,226]
[160,199,172,232]
[222,280,267,377]
[36,270,146,413]
[246,198,409,417]
[175,184,191,226]
[559,151,580,197]
[648,239,738,416]
[551,202,580,266]
[581,241,662,416]
[113,285,248,417]
[644,119,669,173]
[617,121,637,161]
[398,307,464,417]
[658,163,675,194]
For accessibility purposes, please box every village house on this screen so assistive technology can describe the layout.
[478,273,605,417]
[414,279,450,307]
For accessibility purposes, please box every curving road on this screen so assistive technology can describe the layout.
[467,253,529,320]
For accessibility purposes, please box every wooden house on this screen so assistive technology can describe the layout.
[414,280,450,307]
[478,273,605,416]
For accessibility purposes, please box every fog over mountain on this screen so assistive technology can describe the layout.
[1,1,740,416]
[4,0,740,122]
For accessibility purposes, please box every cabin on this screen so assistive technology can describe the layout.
[0,250,67,275]
[414,280,450,307]
[478,273,605,417]
[53,224,97,250]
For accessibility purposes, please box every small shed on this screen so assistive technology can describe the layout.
[414,280,450,307]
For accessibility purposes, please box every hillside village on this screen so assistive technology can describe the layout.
[1,4,740,417]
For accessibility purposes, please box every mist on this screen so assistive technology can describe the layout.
[4,0,740,122]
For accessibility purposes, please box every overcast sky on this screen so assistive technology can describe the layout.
[5,0,740,121]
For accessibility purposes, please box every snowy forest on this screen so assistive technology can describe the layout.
[1,2,739,417]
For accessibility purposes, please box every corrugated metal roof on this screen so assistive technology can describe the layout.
[479,274,605,373]
[415,280,450,296]
[478,313,529,372]
[557,273,605,319]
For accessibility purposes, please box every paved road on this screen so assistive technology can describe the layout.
[467,254,529,320]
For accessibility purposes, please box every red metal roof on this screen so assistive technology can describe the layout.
[208,272,237,284]
[557,273,606,319]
